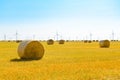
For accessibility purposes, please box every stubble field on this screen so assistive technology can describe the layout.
[0,41,120,80]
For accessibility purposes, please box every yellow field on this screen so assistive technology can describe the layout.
[0,41,120,80]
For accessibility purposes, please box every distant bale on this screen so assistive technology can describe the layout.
[59,40,65,44]
[84,40,88,43]
[96,40,99,42]
[17,40,45,60]
[66,40,69,42]
[84,40,92,43]
[16,40,22,43]
[88,40,92,43]
[8,40,11,42]
[111,40,118,42]
[99,40,110,48]
[47,39,54,45]
[93,40,96,42]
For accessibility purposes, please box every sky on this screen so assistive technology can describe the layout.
[0,0,120,40]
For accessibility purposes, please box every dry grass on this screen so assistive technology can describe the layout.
[0,41,120,80]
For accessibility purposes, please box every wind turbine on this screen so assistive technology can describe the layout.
[15,31,18,41]
[4,34,6,41]
[111,31,114,41]
[90,33,92,41]
[54,32,60,41]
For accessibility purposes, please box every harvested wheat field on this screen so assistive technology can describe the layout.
[0,41,120,80]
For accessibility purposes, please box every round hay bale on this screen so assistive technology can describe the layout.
[88,40,92,43]
[59,40,65,44]
[96,40,99,42]
[84,40,88,43]
[93,40,96,42]
[17,40,45,60]
[47,39,54,45]
[66,40,69,42]
[16,40,22,43]
[99,40,110,48]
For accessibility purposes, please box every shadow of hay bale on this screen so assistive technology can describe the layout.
[10,58,41,62]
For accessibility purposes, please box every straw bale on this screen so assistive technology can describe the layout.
[59,40,65,44]
[17,40,44,59]
[47,39,54,45]
[99,40,110,48]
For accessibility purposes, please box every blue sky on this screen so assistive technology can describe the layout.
[0,0,120,40]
